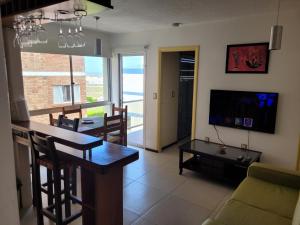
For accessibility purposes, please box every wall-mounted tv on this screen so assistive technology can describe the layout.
[209,90,278,134]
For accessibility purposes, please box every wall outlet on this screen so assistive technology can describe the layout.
[205,137,210,143]
[241,144,248,149]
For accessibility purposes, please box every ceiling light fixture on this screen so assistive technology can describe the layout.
[269,0,283,50]
[94,16,102,56]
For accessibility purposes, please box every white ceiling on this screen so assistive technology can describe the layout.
[82,0,300,33]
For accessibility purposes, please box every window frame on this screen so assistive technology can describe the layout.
[24,53,112,117]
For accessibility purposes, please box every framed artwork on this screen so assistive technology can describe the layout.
[225,43,270,73]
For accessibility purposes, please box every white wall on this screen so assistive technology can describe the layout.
[0,16,20,225]
[111,10,300,169]
[23,23,112,57]
[161,52,179,148]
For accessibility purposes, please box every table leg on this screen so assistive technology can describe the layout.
[81,167,123,225]
[179,149,183,175]
[71,166,77,200]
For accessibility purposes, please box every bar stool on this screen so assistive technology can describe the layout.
[29,131,82,225]
[57,115,79,197]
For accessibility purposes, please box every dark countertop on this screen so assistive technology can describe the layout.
[55,142,139,174]
[12,120,139,174]
[12,120,102,150]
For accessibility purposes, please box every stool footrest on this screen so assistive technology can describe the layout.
[64,210,82,225]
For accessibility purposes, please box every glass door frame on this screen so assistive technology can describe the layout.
[119,53,146,147]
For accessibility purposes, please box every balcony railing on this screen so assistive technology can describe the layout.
[123,99,143,129]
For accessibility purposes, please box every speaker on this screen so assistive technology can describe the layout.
[95,38,102,56]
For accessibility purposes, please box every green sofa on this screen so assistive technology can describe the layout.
[203,163,300,225]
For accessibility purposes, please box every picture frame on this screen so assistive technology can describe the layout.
[225,42,270,73]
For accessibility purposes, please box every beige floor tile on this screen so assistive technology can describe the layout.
[143,195,211,225]
[137,170,186,193]
[172,176,233,210]
[132,217,158,225]
[123,164,148,180]
[124,208,140,225]
[123,181,168,215]
[21,207,140,225]
[124,177,135,187]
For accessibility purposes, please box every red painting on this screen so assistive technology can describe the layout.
[226,43,270,73]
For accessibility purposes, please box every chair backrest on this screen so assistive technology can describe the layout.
[62,105,82,119]
[112,104,128,117]
[57,115,79,132]
[49,113,59,126]
[103,113,125,144]
[29,131,59,166]
[112,104,128,128]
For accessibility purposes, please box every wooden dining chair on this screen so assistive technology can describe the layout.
[62,105,82,119]
[102,113,126,146]
[48,113,59,126]
[29,131,82,225]
[112,104,128,145]
[57,115,79,132]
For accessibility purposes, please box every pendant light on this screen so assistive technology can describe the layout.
[269,0,283,50]
[94,16,102,56]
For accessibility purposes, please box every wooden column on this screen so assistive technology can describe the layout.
[0,13,20,225]
[3,28,32,209]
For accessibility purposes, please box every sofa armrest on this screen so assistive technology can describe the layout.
[202,219,226,225]
[248,162,300,189]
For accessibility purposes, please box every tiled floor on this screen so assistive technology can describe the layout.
[20,143,233,225]
[128,128,144,147]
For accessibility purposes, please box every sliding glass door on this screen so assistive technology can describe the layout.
[120,55,144,147]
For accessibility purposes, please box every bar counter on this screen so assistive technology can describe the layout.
[12,121,139,225]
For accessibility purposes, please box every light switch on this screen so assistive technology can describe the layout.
[153,92,158,99]
[171,90,175,98]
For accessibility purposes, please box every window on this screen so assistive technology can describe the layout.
[53,85,81,104]
[72,55,109,117]
[21,52,110,123]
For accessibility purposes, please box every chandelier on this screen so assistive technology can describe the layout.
[12,0,88,49]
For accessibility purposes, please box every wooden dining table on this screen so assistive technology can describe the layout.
[78,116,105,136]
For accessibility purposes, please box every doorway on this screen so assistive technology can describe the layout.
[157,46,199,151]
[120,54,145,147]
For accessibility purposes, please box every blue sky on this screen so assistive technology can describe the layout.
[123,56,144,68]
[84,56,103,75]
[84,56,144,76]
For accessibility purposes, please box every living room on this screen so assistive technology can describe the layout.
[0,0,300,225]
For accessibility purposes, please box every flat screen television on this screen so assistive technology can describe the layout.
[209,90,278,133]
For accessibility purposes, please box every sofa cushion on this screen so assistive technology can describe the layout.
[217,199,292,225]
[231,177,298,219]
[292,192,300,225]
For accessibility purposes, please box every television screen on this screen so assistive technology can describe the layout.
[209,90,278,133]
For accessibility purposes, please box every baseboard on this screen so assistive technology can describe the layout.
[145,148,159,153]
[162,141,178,150]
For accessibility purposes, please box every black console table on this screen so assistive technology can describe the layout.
[179,139,262,184]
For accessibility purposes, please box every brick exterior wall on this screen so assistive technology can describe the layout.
[21,52,84,72]
[21,52,87,123]
[23,76,87,110]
